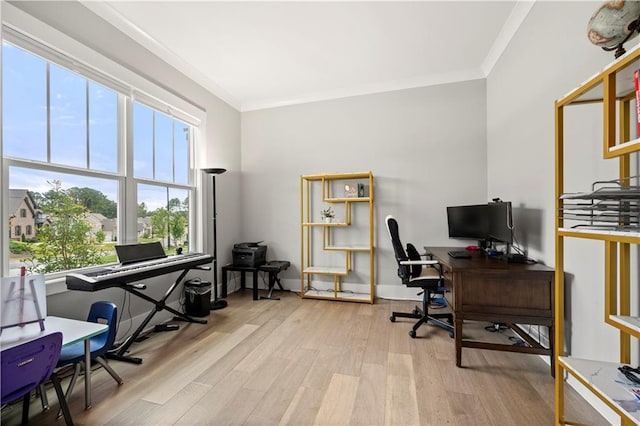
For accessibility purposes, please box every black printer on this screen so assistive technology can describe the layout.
[232,242,267,267]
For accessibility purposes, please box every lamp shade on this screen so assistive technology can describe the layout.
[202,168,227,175]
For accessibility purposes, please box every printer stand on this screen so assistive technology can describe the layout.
[221,261,290,300]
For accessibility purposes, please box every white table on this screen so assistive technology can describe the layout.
[1,316,108,409]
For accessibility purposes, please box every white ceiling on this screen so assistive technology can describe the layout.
[82,1,534,112]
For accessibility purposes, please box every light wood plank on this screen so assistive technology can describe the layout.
[105,382,211,426]
[313,373,359,425]
[385,352,420,426]
[246,347,319,424]
[350,362,386,425]
[143,323,258,404]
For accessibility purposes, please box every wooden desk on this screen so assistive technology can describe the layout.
[1,316,108,409]
[427,247,554,374]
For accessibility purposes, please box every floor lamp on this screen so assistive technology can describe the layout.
[203,167,227,310]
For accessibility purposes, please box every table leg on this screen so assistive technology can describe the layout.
[253,271,258,300]
[221,267,228,298]
[455,318,463,367]
[84,338,91,409]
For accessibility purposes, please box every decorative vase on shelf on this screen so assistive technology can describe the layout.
[320,206,335,224]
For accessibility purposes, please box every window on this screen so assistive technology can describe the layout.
[2,33,199,278]
[133,103,192,249]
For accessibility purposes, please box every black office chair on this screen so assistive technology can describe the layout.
[385,215,453,338]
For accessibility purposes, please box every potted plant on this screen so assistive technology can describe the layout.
[320,206,335,223]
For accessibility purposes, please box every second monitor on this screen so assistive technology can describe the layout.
[446,201,513,247]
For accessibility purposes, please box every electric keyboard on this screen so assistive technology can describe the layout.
[448,250,471,259]
[66,252,213,292]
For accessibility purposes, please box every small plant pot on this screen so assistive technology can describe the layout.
[322,217,334,223]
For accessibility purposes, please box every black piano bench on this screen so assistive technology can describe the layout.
[258,261,291,300]
[222,260,290,300]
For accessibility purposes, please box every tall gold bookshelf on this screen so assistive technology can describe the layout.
[300,172,374,303]
[555,45,640,425]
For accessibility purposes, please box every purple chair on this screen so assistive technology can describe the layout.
[1,332,73,425]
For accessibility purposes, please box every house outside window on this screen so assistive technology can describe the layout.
[2,28,201,277]
[26,225,32,236]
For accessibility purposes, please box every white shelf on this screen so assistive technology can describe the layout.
[558,227,640,242]
[610,137,640,153]
[559,356,640,423]
[324,244,371,251]
[302,266,348,275]
[609,315,640,338]
[324,197,371,203]
[302,289,371,302]
[302,222,348,227]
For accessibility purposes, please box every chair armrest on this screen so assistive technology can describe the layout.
[400,260,439,266]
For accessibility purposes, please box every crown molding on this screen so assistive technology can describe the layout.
[482,0,536,76]
[80,1,241,111]
[241,69,485,112]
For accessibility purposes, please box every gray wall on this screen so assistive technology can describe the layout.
[241,80,488,298]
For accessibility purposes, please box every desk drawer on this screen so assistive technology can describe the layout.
[457,271,553,320]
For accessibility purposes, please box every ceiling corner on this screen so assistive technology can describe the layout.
[481,0,536,77]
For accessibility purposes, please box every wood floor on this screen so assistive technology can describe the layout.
[3,290,606,425]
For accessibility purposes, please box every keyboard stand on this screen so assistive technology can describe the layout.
[108,266,209,364]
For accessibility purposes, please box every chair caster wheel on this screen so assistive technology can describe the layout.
[389,316,396,322]
[449,332,454,338]
[409,330,417,338]
[413,308,420,316]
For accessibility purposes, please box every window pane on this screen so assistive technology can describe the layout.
[8,167,118,276]
[50,64,87,168]
[89,82,118,172]
[154,112,173,182]
[133,102,154,179]
[2,42,47,161]
[137,184,189,252]
[174,121,189,185]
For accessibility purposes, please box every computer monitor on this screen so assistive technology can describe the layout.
[486,201,513,245]
[446,204,489,244]
[446,201,514,248]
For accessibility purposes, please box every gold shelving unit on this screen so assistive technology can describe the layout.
[300,171,375,303]
[555,44,640,425]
